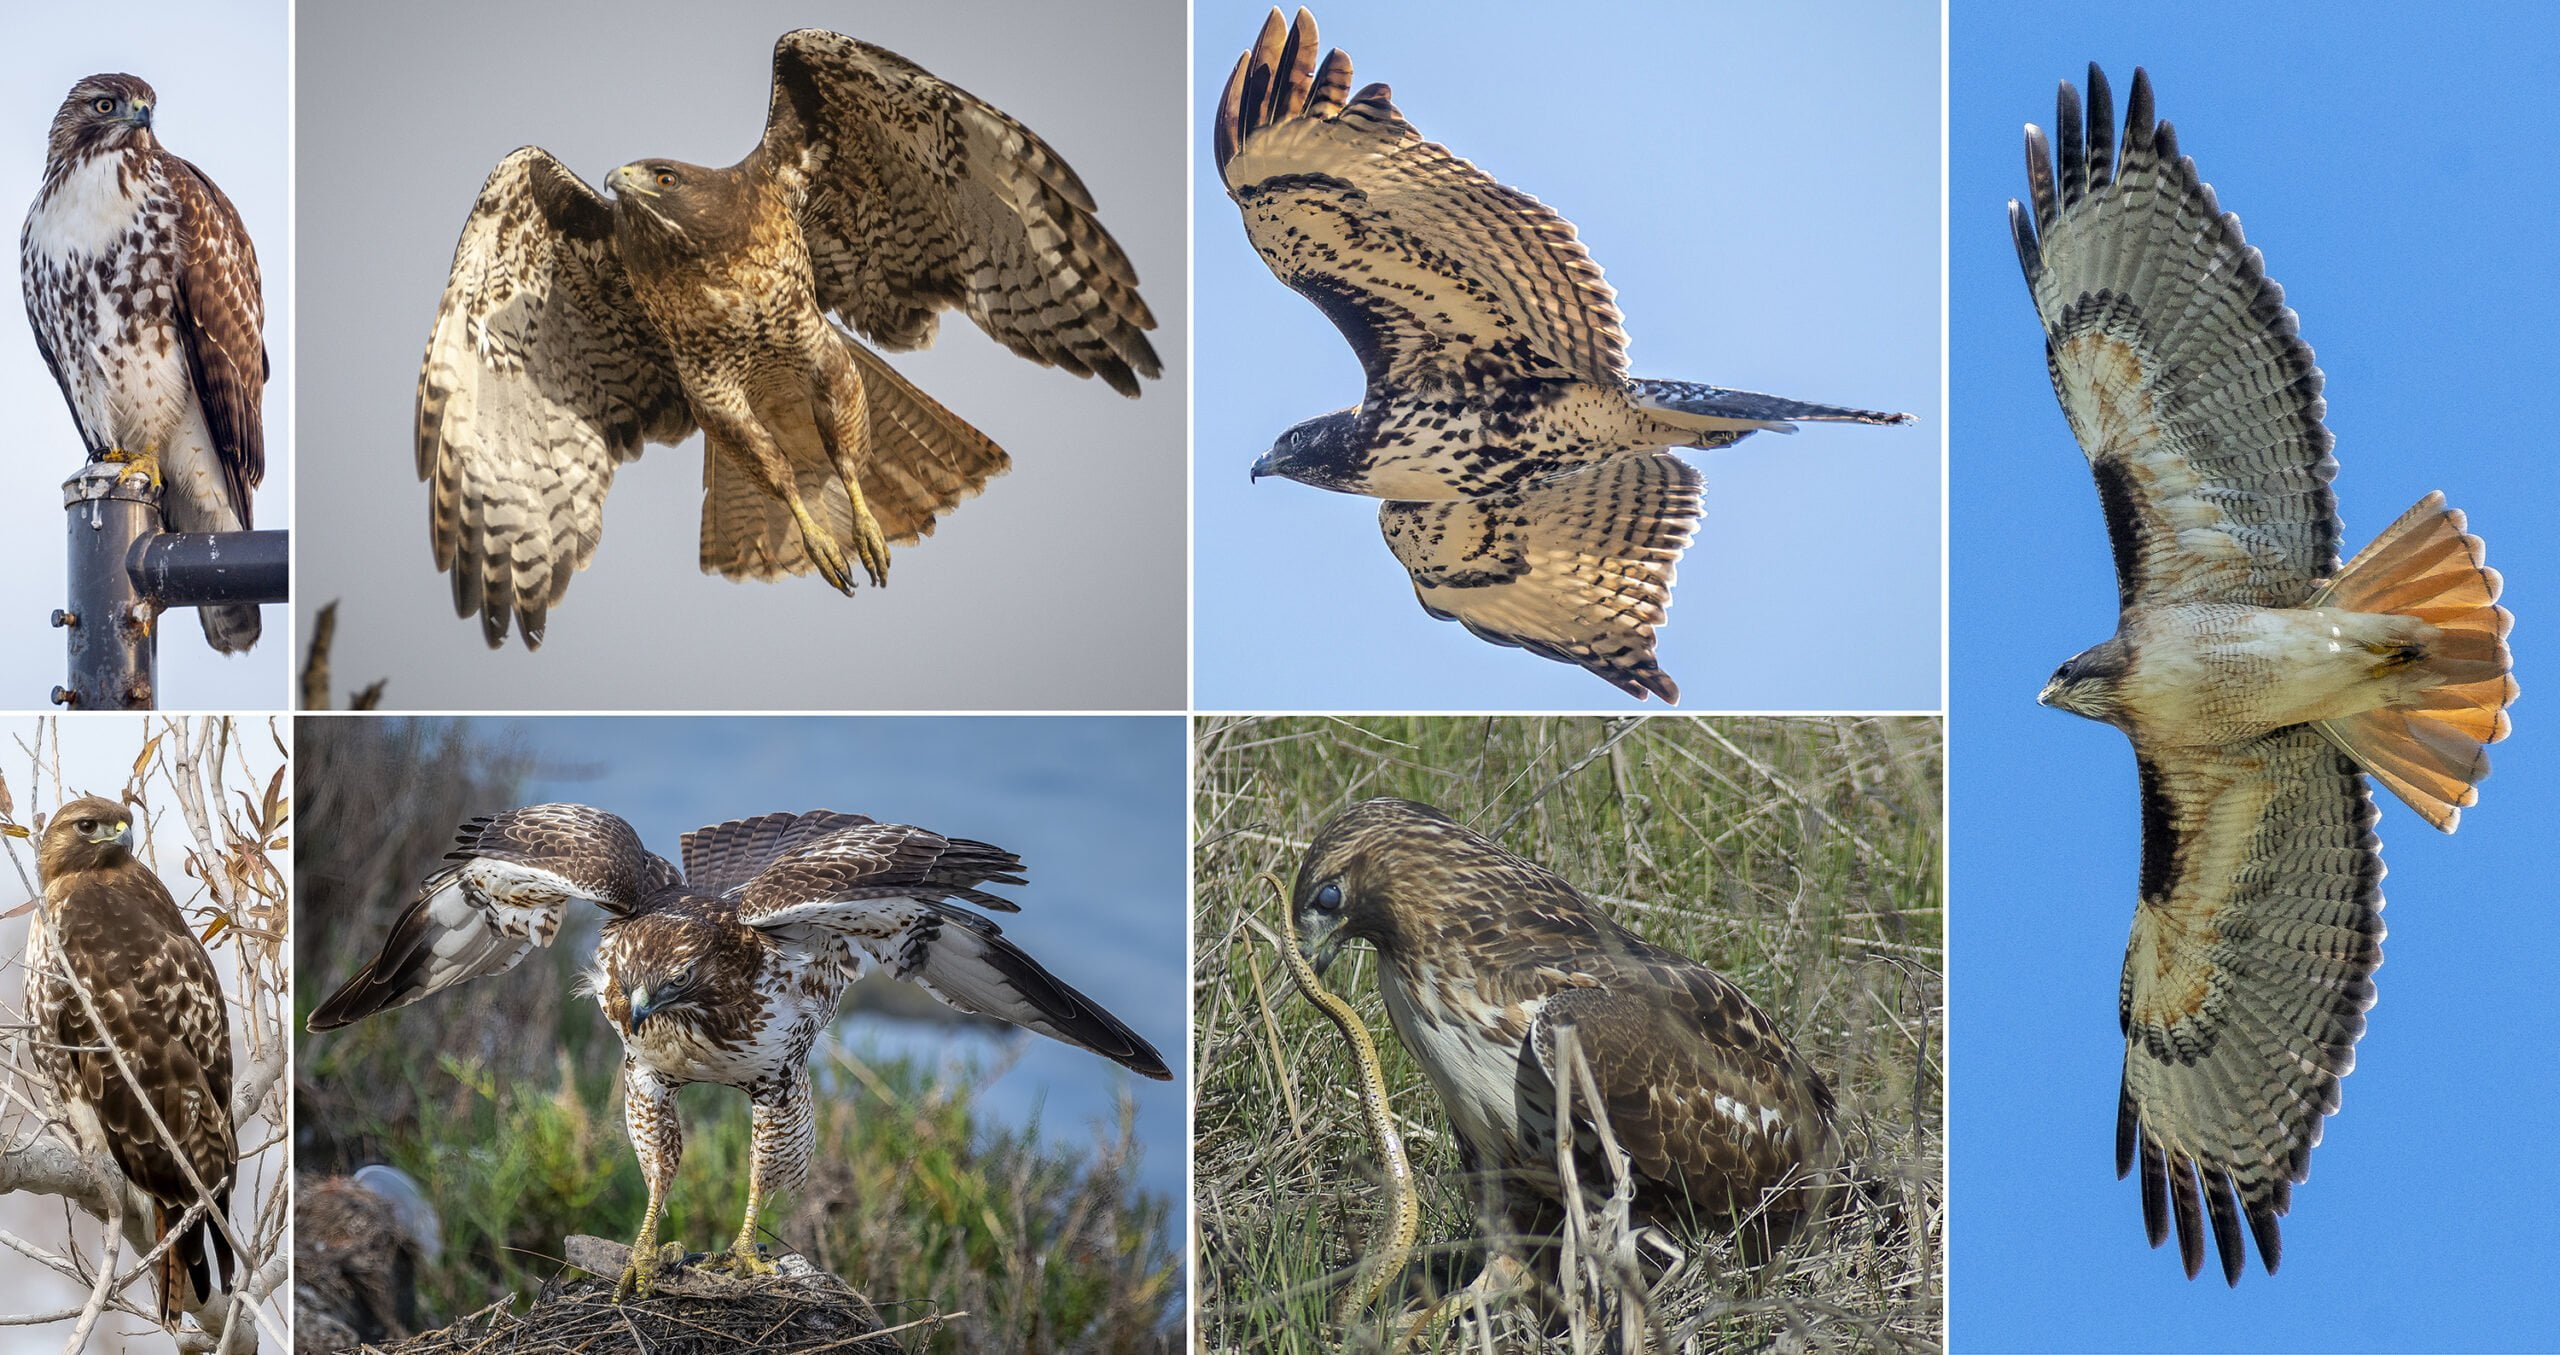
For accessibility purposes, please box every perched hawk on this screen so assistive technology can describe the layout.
[26,795,237,1323]
[2013,66,2518,1283]
[1290,798,1838,1270]
[21,74,268,654]
[1215,10,1909,702]
[308,804,1171,1295]
[419,29,1162,648]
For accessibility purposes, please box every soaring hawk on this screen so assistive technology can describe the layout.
[307,804,1171,1295]
[21,74,269,654]
[2013,66,2518,1283]
[1289,798,1838,1273]
[419,29,1161,648]
[1214,10,1910,702]
[27,795,237,1323]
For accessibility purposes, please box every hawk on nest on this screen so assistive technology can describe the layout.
[1289,798,1838,1282]
[419,29,1162,648]
[27,795,237,1324]
[21,75,269,654]
[1215,9,1911,702]
[2013,65,2518,1283]
[307,804,1170,1297]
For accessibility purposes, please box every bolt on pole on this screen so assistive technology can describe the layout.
[56,462,289,710]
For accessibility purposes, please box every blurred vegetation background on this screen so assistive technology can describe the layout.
[294,718,1177,1353]
[1192,715,1943,1352]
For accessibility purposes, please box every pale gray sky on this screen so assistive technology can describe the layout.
[294,0,1186,710]
[0,0,291,713]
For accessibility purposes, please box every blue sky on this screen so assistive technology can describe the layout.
[1192,0,1940,711]
[409,716,1190,1215]
[0,0,288,710]
[1952,5,2560,1350]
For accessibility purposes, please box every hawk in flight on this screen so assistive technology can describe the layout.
[2013,66,2518,1283]
[27,796,237,1324]
[419,29,1162,648]
[1289,799,1838,1274]
[308,804,1170,1296]
[21,75,269,654]
[1215,9,1910,702]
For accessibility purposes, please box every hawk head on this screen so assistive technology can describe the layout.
[33,794,135,883]
[605,159,746,252]
[48,74,157,165]
[1288,797,1478,978]
[1250,408,1366,493]
[593,911,754,1039]
[2039,637,2134,727]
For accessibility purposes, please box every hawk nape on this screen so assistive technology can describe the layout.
[307,805,1170,1297]
[22,75,268,654]
[1215,9,1911,703]
[1289,799,1838,1294]
[29,796,237,1324]
[419,29,1162,649]
[2013,65,2517,1284]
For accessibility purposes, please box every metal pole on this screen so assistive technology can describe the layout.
[58,463,158,710]
[55,463,293,711]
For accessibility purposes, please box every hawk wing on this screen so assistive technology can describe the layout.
[1214,8,1628,399]
[678,808,879,896]
[2012,65,2337,610]
[2115,729,2383,1283]
[760,29,1160,395]
[417,147,696,649]
[1531,970,1838,1257]
[735,824,1166,1078]
[307,803,679,1030]
[1380,450,1699,702]
[165,152,265,528]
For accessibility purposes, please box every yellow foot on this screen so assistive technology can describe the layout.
[792,506,860,595]
[848,504,890,589]
[97,447,163,491]
[612,1240,686,1301]
[705,1243,782,1279]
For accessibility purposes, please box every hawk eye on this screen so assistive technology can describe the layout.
[655,170,677,188]
[75,818,95,833]
[91,97,115,114]
[1312,881,1343,912]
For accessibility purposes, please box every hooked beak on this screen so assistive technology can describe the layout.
[84,817,132,848]
[1249,446,1286,483]
[1296,914,1347,980]
[606,164,656,198]
[626,985,663,1031]
[125,102,152,130]
[2035,676,2064,709]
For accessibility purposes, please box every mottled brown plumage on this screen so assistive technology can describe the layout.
[418,29,1160,648]
[27,795,235,1323]
[309,804,1168,1295]
[1290,798,1837,1265]
[22,74,269,653]
[2016,66,2519,1283]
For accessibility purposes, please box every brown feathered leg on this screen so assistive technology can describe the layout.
[813,348,890,588]
[694,393,860,595]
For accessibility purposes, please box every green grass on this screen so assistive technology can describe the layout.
[1191,716,1944,1352]
[295,717,1179,1353]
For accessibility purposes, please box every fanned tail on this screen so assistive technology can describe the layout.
[2311,492,2516,831]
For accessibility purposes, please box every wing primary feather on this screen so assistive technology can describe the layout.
[2023,123,2057,236]
[2084,63,2116,188]
[2055,78,2086,209]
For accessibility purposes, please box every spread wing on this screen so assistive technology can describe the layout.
[678,809,878,896]
[306,803,678,1030]
[1532,972,1837,1257]
[1214,8,1628,399]
[417,147,696,649]
[762,29,1160,395]
[2116,729,2383,1283]
[2011,65,2338,610]
[736,824,1166,1078]
[1380,450,1699,702]
[165,152,266,527]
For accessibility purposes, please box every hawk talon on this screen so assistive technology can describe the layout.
[97,446,164,492]
[612,1240,687,1301]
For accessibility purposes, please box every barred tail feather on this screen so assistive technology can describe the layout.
[2312,492,2516,832]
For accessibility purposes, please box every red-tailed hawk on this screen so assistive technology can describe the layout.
[2013,66,2519,1283]
[308,804,1170,1296]
[1214,9,1910,702]
[419,29,1161,649]
[1289,798,1838,1270]
[26,795,237,1323]
[20,74,268,654]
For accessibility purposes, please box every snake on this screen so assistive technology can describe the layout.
[1256,870,1419,1323]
